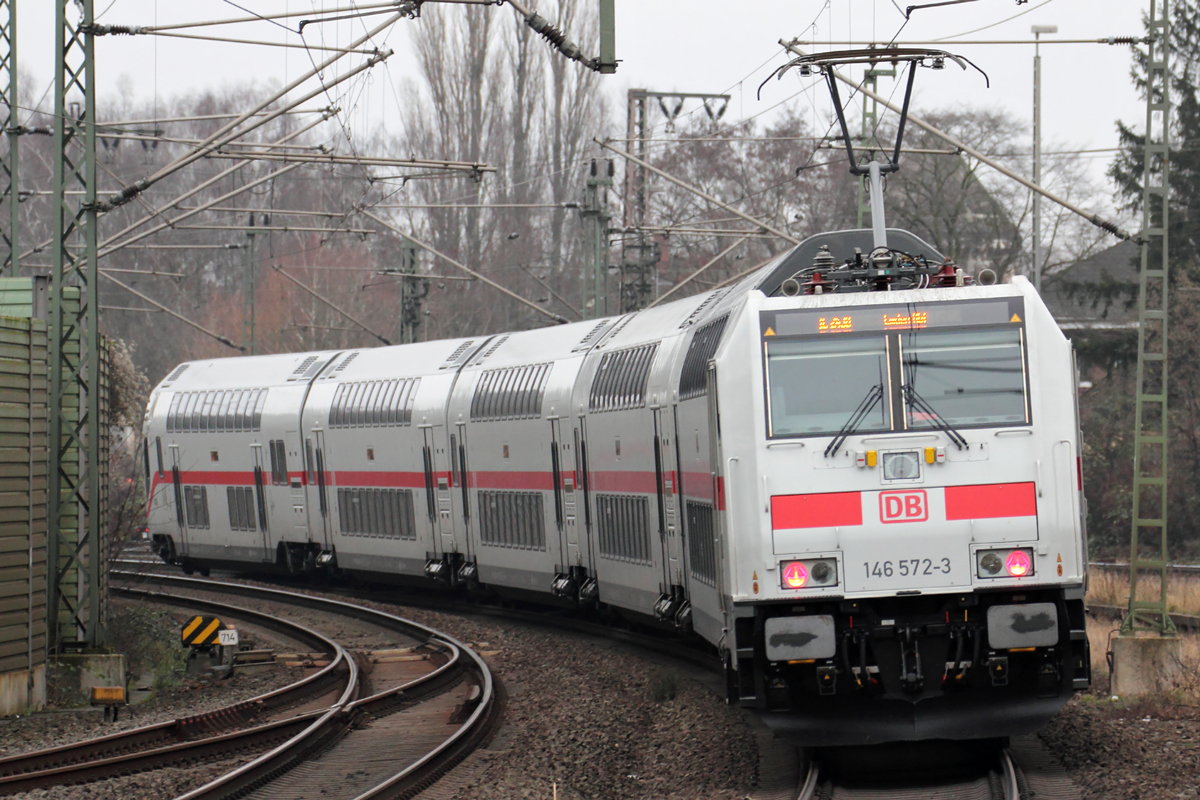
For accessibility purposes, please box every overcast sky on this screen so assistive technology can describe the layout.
[13,1,1150,205]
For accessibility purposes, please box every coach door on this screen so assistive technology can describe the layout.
[452,423,473,562]
[706,363,727,609]
[421,425,452,555]
[168,444,187,554]
[574,418,596,573]
[308,432,332,549]
[286,430,309,543]
[549,418,579,567]
[251,443,272,561]
[654,407,683,588]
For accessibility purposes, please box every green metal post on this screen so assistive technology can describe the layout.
[1,0,17,276]
[598,0,616,74]
[48,0,104,649]
[581,160,611,319]
[242,220,256,356]
[1123,0,1174,637]
[398,241,422,344]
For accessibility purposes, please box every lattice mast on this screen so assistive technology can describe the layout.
[1123,0,1175,636]
[48,0,105,648]
[0,0,16,276]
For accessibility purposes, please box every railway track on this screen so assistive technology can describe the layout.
[777,734,1082,800]
[795,748,1021,800]
[4,572,498,799]
[105,553,1083,800]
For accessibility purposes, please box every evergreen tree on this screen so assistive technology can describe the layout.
[1109,1,1200,272]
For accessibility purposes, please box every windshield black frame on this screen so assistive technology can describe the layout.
[764,334,893,438]
[898,327,1030,431]
[762,300,1031,441]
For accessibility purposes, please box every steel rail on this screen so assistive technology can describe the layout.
[107,556,719,675]
[113,572,498,800]
[796,749,1024,799]
[795,758,820,800]
[0,588,354,795]
[1000,749,1022,800]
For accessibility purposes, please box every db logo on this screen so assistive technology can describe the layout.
[879,490,928,523]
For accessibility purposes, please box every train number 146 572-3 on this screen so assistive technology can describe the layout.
[863,558,951,579]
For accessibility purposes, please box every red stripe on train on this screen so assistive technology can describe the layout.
[175,470,256,484]
[471,471,555,491]
[771,491,862,529]
[589,470,659,493]
[944,482,1037,520]
[332,470,426,488]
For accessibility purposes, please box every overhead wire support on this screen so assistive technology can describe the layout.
[649,234,753,308]
[519,264,582,319]
[127,0,491,33]
[163,224,374,235]
[48,0,104,649]
[595,138,801,245]
[87,115,333,260]
[0,0,17,276]
[505,0,616,73]
[21,110,331,264]
[779,39,1139,243]
[199,151,495,173]
[90,13,404,215]
[140,30,384,54]
[103,109,330,126]
[789,37,1155,46]
[272,266,392,346]
[1123,0,1176,637]
[362,210,570,324]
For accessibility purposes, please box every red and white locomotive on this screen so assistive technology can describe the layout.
[144,227,1089,744]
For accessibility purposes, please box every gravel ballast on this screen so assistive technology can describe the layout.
[33,577,1199,799]
[369,601,761,800]
[1039,695,1200,799]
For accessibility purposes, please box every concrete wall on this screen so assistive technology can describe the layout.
[0,664,45,716]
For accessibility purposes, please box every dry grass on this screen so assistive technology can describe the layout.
[1086,568,1200,617]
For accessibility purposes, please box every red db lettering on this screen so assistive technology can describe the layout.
[885,496,904,519]
[879,490,928,523]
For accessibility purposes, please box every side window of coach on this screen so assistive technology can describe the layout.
[269,440,289,486]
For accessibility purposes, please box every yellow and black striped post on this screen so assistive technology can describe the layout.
[181,616,224,647]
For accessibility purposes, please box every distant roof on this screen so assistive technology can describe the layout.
[1041,241,1140,331]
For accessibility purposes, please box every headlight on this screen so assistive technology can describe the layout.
[780,558,838,589]
[975,547,1035,579]
[882,451,921,481]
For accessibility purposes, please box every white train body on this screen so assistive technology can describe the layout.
[144,230,1090,744]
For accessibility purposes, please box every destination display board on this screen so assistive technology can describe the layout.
[760,297,1025,338]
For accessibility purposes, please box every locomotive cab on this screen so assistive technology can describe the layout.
[712,229,1090,744]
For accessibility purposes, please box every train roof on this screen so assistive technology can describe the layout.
[313,337,487,382]
[154,350,344,393]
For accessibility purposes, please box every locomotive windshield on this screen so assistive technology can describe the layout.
[766,337,891,436]
[901,329,1028,428]
[762,299,1031,439]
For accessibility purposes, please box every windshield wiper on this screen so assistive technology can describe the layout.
[825,384,884,458]
[903,384,968,450]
